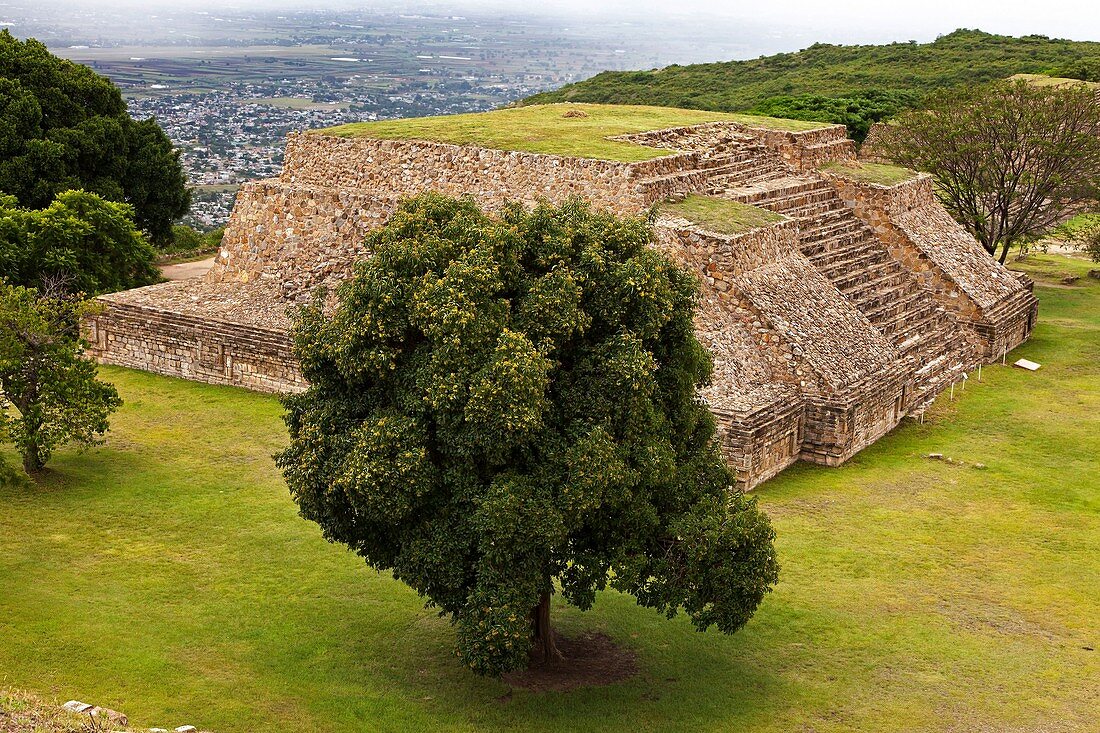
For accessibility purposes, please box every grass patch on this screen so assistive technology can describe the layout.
[1010,250,1099,281]
[1051,211,1100,241]
[0,689,106,732]
[1008,73,1100,90]
[0,257,1097,732]
[662,194,783,235]
[820,160,919,186]
[320,103,830,162]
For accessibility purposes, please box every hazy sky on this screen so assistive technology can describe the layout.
[39,0,1100,45]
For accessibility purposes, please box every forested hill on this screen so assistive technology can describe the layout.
[520,30,1100,140]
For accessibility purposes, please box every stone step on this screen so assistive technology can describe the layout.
[741,187,838,214]
[913,348,955,379]
[725,175,826,200]
[909,334,977,403]
[804,231,878,264]
[702,149,770,169]
[861,285,929,327]
[799,216,866,248]
[818,245,884,279]
[830,258,897,291]
[844,276,915,313]
[699,149,759,165]
[708,165,790,190]
[889,303,944,345]
[781,198,848,220]
[803,232,870,261]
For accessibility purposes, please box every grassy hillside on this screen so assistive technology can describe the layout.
[522,29,1100,140]
[0,255,1096,732]
[322,103,827,162]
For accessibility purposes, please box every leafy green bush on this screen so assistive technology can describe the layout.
[0,190,158,295]
[166,224,225,255]
[1080,224,1100,263]
[749,90,920,142]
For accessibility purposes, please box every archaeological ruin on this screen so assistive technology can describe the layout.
[84,104,1038,489]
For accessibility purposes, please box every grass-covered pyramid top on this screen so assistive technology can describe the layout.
[319,103,831,163]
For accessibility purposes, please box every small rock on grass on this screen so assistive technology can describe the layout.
[91,707,129,726]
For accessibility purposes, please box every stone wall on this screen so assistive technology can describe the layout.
[712,397,806,488]
[616,120,856,172]
[208,180,393,293]
[85,281,305,394]
[752,126,857,171]
[801,369,910,466]
[655,217,801,278]
[825,171,1038,359]
[280,131,696,216]
[85,301,305,394]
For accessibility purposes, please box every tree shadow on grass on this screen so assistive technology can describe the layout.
[350,590,795,733]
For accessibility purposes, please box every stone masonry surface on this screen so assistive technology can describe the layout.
[86,107,1037,489]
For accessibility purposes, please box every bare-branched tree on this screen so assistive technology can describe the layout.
[879,80,1100,263]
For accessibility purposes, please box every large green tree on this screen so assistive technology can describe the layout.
[277,195,779,676]
[0,284,121,474]
[0,190,159,295]
[0,31,189,245]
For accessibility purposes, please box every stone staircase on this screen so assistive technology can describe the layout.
[636,136,790,203]
[717,173,980,409]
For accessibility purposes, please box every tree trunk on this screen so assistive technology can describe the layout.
[22,442,44,474]
[530,590,564,666]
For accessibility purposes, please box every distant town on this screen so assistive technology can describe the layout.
[2,3,796,230]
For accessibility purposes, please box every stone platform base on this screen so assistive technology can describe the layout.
[84,281,305,394]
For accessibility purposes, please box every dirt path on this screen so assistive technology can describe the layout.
[160,256,215,281]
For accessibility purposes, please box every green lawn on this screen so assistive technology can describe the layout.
[320,103,829,162]
[1051,211,1100,241]
[661,195,784,235]
[820,160,920,186]
[1,256,1097,733]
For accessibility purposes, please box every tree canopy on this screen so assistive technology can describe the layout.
[277,194,779,676]
[0,190,159,295]
[877,80,1100,263]
[0,284,122,473]
[0,31,189,245]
